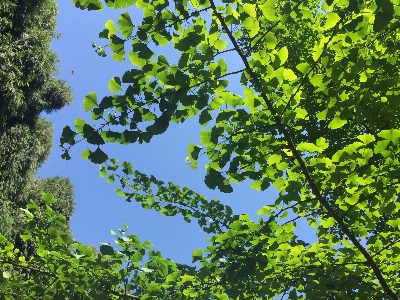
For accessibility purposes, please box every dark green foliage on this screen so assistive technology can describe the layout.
[0,118,53,203]
[0,0,75,263]
[0,0,73,132]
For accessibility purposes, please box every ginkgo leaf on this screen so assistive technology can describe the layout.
[83,92,97,112]
[118,12,134,38]
[328,116,347,129]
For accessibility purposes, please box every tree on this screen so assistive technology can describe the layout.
[0,0,74,206]
[0,0,73,132]
[2,0,400,299]
[0,0,76,275]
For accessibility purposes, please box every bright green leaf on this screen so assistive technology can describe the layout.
[83,92,97,112]
[108,77,123,92]
[324,12,340,30]
[42,193,57,205]
[105,20,118,37]
[328,116,347,129]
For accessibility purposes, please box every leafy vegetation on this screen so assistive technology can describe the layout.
[0,0,75,288]
[2,0,400,299]
[0,0,73,131]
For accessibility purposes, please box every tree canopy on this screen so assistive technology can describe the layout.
[0,0,76,291]
[2,0,400,299]
[0,0,73,131]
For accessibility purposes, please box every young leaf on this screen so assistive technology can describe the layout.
[83,92,97,112]
[42,193,57,205]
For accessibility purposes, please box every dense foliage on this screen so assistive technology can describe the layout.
[0,0,76,287]
[0,119,52,204]
[0,0,73,131]
[2,0,400,299]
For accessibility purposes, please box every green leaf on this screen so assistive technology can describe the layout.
[83,92,97,112]
[21,235,31,242]
[294,108,308,119]
[243,3,256,18]
[83,124,105,145]
[283,69,297,81]
[42,193,57,205]
[277,46,288,65]
[75,118,87,134]
[192,249,203,263]
[129,51,146,67]
[104,0,136,9]
[100,244,114,255]
[204,168,233,193]
[296,142,323,153]
[214,39,228,51]
[108,77,123,92]
[378,129,400,145]
[175,31,203,52]
[261,0,277,20]
[100,165,107,178]
[89,148,108,164]
[316,137,329,150]
[118,12,134,38]
[357,134,376,145]
[264,32,277,49]
[310,74,324,87]
[110,35,125,62]
[73,0,104,10]
[146,114,169,135]
[20,208,33,219]
[60,126,76,146]
[199,109,212,125]
[188,143,202,160]
[316,110,327,120]
[296,62,311,74]
[324,12,340,30]
[141,267,153,273]
[243,17,254,31]
[374,12,392,32]
[387,219,400,228]
[107,173,115,184]
[250,179,270,191]
[2,271,11,279]
[328,116,347,129]
[81,148,90,160]
[321,217,335,228]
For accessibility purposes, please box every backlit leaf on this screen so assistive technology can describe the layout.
[83,92,97,112]
[328,116,347,129]
[118,12,134,38]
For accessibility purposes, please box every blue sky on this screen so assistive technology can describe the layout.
[39,1,313,265]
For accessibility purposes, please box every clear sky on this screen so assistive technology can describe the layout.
[39,1,313,266]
